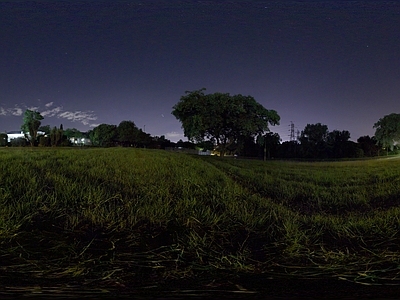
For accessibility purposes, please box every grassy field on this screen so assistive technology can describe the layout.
[0,147,399,295]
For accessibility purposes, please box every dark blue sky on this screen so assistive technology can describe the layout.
[1,1,399,142]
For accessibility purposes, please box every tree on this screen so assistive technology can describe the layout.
[172,88,280,157]
[176,139,196,149]
[373,113,400,155]
[58,124,64,145]
[87,129,96,146]
[64,128,82,139]
[151,135,173,149]
[357,135,380,157]
[89,124,117,147]
[327,130,351,158]
[137,129,152,147]
[50,126,57,146]
[21,109,44,146]
[299,123,329,158]
[37,125,50,147]
[64,128,83,145]
[197,140,214,151]
[257,132,281,161]
[277,141,299,159]
[38,125,51,135]
[10,137,27,147]
[0,133,7,146]
[117,120,140,147]
[38,135,50,147]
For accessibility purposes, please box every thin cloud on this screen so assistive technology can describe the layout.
[0,102,99,127]
[0,106,23,116]
[165,131,185,141]
[57,110,98,126]
[42,106,63,117]
[11,107,23,116]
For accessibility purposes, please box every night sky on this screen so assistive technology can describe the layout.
[1,1,399,142]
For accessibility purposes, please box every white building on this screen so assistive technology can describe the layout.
[6,131,46,142]
[69,137,91,146]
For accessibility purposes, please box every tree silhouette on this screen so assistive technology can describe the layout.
[172,89,280,156]
[21,109,44,146]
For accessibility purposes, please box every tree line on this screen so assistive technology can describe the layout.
[172,89,400,159]
[86,121,170,148]
[0,109,177,149]
[233,124,384,160]
[2,91,399,159]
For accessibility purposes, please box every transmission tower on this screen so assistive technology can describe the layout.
[289,121,295,142]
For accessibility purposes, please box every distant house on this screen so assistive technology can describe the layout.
[6,130,46,143]
[69,137,91,146]
[6,131,25,142]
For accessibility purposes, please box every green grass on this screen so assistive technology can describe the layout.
[0,148,400,290]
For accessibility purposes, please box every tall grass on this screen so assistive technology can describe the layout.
[0,148,399,289]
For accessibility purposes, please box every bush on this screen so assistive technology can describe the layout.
[10,137,28,147]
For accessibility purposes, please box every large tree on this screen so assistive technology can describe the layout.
[117,120,140,147]
[21,109,44,146]
[172,89,280,156]
[373,113,400,154]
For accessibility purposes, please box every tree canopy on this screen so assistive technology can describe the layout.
[21,109,44,146]
[64,128,83,139]
[117,120,140,146]
[373,113,400,153]
[298,124,355,158]
[300,123,329,145]
[38,125,51,134]
[50,125,67,147]
[357,135,379,157]
[172,89,280,156]
[299,123,329,158]
[257,132,281,161]
[327,130,351,158]
[88,124,117,147]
